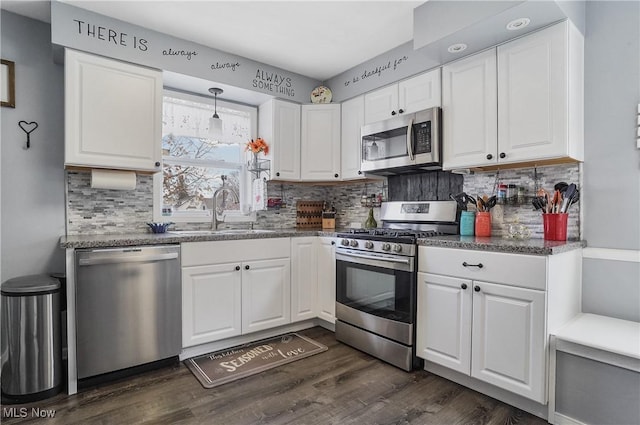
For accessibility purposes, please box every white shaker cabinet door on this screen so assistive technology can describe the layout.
[442,49,498,169]
[317,237,336,323]
[259,99,301,181]
[182,263,242,347]
[301,104,341,181]
[290,237,318,322]
[242,258,291,334]
[416,272,472,375]
[364,84,398,124]
[497,22,569,164]
[340,96,366,180]
[398,68,441,113]
[65,49,162,172]
[471,280,546,403]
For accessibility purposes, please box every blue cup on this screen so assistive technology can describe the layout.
[460,211,475,236]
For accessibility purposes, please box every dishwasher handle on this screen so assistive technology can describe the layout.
[78,252,179,266]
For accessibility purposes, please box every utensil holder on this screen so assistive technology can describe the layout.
[460,211,475,236]
[543,213,568,241]
[475,212,491,237]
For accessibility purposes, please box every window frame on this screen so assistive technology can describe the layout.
[153,89,258,224]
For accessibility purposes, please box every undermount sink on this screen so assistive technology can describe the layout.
[169,229,276,236]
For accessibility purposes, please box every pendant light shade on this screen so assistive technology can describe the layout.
[208,87,224,140]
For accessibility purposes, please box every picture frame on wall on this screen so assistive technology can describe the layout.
[1,59,16,108]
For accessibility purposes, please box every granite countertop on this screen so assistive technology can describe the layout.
[418,235,586,255]
[61,228,586,255]
[60,228,338,249]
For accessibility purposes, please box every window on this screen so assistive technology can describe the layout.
[154,90,257,223]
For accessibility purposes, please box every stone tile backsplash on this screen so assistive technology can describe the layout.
[462,163,581,239]
[66,163,581,239]
[66,171,154,235]
[66,170,385,234]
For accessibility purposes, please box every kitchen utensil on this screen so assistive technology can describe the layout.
[552,190,561,213]
[560,183,577,213]
[477,196,486,212]
[537,188,551,213]
[485,195,497,211]
[554,182,569,193]
[146,222,174,233]
[450,193,468,211]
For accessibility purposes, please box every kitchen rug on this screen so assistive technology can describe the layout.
[185,333,328,388]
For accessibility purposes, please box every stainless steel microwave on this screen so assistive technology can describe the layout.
[360,107,441,175]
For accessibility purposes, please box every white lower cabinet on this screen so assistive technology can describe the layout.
[417,246,581,406]
[241,258,291,333]
[316,237,336,323]
[290,237,318,322]
[182,263,242,347]
[181,238,290,348]
[290,237,336,324]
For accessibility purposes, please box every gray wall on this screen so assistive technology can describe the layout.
[553,3,640,423]
[0,11,66,280]
[582,1,640,321]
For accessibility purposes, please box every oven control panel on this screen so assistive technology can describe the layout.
[336,238,414,257]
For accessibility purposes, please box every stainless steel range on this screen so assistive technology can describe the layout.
[335,200,457,371]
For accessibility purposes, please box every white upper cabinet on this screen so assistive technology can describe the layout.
[340,95,366,180]
[301,104,341,180]
[442,21,584,170]
[364,69,441,124]
[442,49,498,169]
[259,99,301,181]
[398,69,441,114]
[64,49,162,172]
[497,21,583,164]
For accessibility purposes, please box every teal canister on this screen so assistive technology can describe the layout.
[460,211,476,236]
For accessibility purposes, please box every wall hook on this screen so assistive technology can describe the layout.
[18,120,38,149]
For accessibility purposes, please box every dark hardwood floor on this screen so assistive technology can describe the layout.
[1,327,548,424]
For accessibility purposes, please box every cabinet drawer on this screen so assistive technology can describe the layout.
[182,238,290,267]
[418,247,546,290]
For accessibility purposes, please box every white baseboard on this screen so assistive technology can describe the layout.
[553,412,586,425]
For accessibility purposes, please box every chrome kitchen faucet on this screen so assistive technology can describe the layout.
[211,186,239,230]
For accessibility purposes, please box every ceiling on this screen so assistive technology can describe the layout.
[1,0,423,82]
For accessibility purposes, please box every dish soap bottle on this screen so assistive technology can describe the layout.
[364,208,377,229]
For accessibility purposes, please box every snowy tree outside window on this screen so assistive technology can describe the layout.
[158,91,257,222]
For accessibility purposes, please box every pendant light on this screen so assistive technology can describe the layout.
[208,87,223,140]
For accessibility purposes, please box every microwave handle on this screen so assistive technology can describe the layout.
[406,118,415,161]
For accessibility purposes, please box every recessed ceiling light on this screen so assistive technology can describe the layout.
[447,43,467,54]
[506,18,531,31]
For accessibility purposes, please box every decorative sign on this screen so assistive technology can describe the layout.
[51,2,319,103]
[326,41,441,102]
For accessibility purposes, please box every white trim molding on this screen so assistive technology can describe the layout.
[582,247,640,263]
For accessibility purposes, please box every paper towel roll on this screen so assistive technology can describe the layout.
[90,169,137,190]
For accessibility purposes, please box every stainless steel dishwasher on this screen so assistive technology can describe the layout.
[75,245,181,379]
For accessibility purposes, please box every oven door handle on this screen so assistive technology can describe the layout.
[336,252,413,271]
